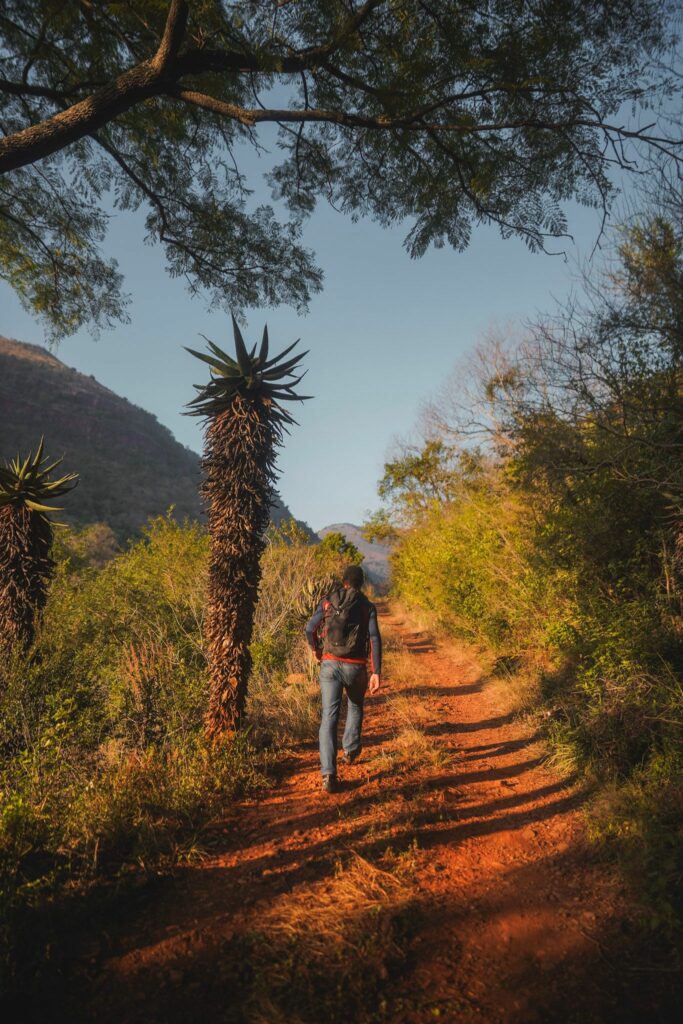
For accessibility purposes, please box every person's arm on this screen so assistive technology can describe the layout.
[368,603,382,693]
[305,600,325,661]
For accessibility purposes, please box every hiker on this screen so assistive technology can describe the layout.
[305,565,382,793]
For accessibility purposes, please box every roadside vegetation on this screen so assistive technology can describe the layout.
[0,515,355,993]
[369,187,683,930]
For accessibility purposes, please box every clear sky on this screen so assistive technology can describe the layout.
[0,151,613,531]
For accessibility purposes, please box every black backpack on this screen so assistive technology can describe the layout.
[322,588,370,660]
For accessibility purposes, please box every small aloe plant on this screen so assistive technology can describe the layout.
[0,439,78,654]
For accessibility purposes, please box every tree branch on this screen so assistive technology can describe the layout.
[0,77,103,101]
[0,1,189,174]
[0,0,678,188]
[0,62,164,174]
[170,88,683,160]
[152,0,188,72]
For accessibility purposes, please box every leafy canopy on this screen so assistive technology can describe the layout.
[0,0,679,338]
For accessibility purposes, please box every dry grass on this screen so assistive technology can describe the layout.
[374,723,449,777]
[384,646,431,689]
[248,671,320,745]
[231,854,418,1024]
[485,660,544,717]
[374,632,452,778]
[390,692,432,728]
[382,628,407,653]
[248,637,321,744]
[257,852,411,957]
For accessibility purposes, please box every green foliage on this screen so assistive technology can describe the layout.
[52,522,119,569]
[0,2,675,336]
[589,752,683,930]
[391,473,549,647]
[266,516,314,548]
[316,530,363,569]
[362,509,399,545]
[384,199,683,926]
[0,515,329,987]
[379,440,458,523]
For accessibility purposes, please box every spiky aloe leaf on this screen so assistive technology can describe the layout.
[0,439,79,515]
[261,339,300,370]
[231,315,252,375]
[25,500,64,513]
[259,325,269,365]
[185,316,312,426]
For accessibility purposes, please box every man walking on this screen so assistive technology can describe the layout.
[305,565,382,793]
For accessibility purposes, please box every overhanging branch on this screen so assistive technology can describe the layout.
[0,0,679,179]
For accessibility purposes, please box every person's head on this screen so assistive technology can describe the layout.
[342,564,364,590]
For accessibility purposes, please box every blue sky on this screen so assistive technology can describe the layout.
[0,164,612,531]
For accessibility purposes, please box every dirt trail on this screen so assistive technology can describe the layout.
[35,605,676,1023]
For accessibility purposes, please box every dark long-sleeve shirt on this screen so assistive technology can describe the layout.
[305,594,382,674]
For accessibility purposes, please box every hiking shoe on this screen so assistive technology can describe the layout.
[322,774,338,794]
[342,750,359,766]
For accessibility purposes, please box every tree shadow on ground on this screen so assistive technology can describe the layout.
[425,713,516,734]
[18,761,583,1021]
[32,832,681,1024]
[397,681,484,698]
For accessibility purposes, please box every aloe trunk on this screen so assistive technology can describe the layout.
[187,317,310,734]
[0,441,78,654]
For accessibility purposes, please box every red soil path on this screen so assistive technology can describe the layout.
[32,605,678,1023]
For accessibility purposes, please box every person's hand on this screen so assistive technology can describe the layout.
[311,648,322,664]
[368,673,381,695]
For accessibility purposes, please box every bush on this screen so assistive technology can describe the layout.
[381,206,683,926]
[0,514,340,989]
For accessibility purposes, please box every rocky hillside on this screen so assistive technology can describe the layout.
[317,522,391,582]
[0,337,311,541]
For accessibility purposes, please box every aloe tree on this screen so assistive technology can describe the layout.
[186,317,310,734]
[0,440,78,654]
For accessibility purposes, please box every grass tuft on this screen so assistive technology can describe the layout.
[226,854,418,1024]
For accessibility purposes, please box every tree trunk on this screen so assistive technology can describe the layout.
[203,395,277,735]
[0,504,53,655]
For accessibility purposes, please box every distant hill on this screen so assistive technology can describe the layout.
[0,337,313,541]
[317,522,391,582]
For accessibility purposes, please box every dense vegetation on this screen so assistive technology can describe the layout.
[0,516,347,992]
[373,197,683,927]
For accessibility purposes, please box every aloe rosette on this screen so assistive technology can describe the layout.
[0,439,78,653]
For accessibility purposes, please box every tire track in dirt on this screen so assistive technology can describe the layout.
[40,604,676,1023]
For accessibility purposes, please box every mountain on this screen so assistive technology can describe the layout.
[0,336,313,541]
[317,522,391,583]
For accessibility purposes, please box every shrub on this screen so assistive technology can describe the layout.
[0,514,337,989]
[382,205,683,926]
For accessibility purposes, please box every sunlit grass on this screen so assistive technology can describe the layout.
[231,853,418,1024]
